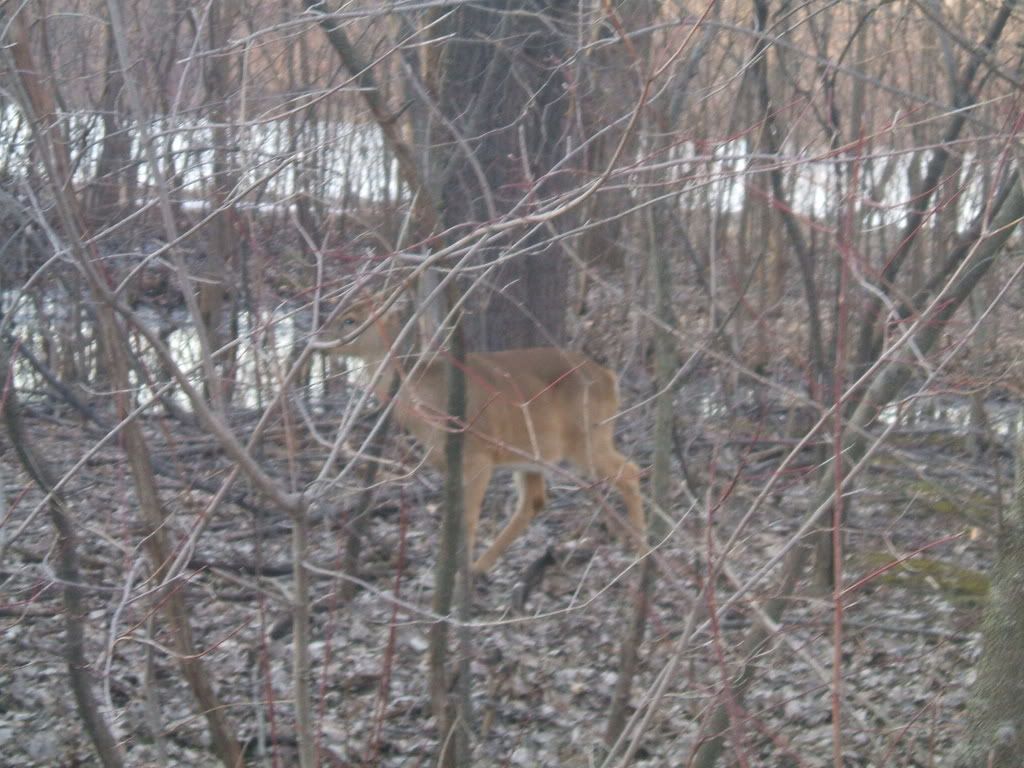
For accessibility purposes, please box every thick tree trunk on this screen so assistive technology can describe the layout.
[955,408,1024,767]
[431,2,571,350]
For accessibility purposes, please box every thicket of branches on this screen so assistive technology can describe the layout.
[2,1,1024,766]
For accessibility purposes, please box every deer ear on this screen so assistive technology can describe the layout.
[366,288,410,314]
[390,290,412,313]
[338,289,381,316]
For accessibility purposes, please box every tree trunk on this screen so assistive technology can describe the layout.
[88,29,131,226]
[431,1,571,350]
[1,339,125,768]
[605,188,673,748]
[955,407,1024,766]
[429,285,472,767]
[201,0,240,363]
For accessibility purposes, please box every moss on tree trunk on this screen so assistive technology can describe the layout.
[956,410,1024,766]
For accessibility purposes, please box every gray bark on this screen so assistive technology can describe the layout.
[431,1,571,350]
[955,407,1024,766]
[429,286,472,767]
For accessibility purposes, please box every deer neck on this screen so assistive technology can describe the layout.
[360,348,447,444]
[361,351,403,405]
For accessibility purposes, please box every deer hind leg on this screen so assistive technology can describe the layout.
[462,458,494,569]
[471,471,546,574]
[592,447,645,556]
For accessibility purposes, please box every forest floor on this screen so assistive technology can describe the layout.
[0,357,1007,767]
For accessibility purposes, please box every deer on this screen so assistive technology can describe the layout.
[323,293,645,574]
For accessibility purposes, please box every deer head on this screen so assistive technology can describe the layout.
[321,293,401,363]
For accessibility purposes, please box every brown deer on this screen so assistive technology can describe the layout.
[324,294,644,574]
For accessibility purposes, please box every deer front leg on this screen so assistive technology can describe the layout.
[460,457,494,569]
[593,450,646,556]
[472,471,547,574]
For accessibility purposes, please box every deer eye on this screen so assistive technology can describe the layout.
[343,317,357,327]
